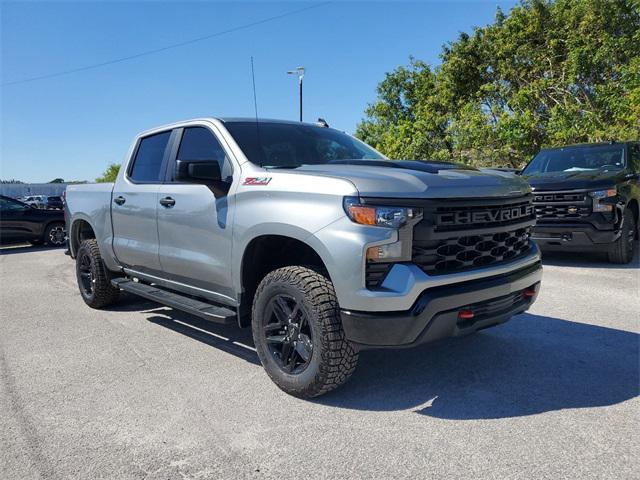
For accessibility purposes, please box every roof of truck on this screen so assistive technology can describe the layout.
[541,141,637,151]
[218,117,329,127]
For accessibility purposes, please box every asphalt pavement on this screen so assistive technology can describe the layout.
[1,244,638,479]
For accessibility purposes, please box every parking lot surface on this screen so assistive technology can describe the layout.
[1,245,638,479]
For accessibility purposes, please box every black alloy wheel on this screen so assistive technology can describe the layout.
[263,294,314,374]
[45,223,66,247]
[78,250,94,296]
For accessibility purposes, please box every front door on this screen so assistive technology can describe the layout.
[111,130,172,274]
[0,197,35,243]
[156,125,236,303]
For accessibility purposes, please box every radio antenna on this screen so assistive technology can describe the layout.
[250,56,263,165]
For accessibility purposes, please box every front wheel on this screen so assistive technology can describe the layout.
[608,209,636,264]
[251,266,359,398]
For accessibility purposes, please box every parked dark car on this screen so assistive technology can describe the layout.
[0,195,67,246]
[521,141,640,263]
[46,195,64,209]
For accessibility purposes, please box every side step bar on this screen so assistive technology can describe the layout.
[112,278,236,324]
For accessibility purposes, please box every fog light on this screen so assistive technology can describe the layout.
[366,241,403,261]
[458,310,474,320]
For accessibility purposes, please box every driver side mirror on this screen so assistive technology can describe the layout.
[175,160,222,183]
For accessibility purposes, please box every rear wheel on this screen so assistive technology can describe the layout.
[608,209,636,264]
[252,266,359,398]
[76,239,120,308]
[44,222,66,247]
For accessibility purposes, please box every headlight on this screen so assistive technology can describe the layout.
[343,197,421,228]
[589,188,616,212]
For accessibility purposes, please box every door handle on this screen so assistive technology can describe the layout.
[159,197,176,208]
[113,196,126,206]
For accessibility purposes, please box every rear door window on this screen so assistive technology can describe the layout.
[129,131,171,182]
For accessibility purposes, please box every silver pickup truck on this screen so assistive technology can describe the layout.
[66,117,542,397]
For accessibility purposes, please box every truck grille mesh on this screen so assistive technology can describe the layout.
[533,191,591,219]
[412,227,532,275]
[534,204,590,218]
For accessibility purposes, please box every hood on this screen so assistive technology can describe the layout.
[523,169,625,191]
[288,160,531,199]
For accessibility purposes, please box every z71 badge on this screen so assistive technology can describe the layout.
[243,177,272,186]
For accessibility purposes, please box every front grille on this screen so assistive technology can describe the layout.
[534,204,590,219]
[533,190,591,219]
[364,195,536,288]
[412,226,532,275]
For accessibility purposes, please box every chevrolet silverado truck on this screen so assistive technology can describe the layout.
[521,142,640,263]
[66,118,542,397]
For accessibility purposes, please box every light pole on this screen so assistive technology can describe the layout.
[287,66,305,122]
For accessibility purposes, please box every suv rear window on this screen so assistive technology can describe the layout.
[129,131,171,182]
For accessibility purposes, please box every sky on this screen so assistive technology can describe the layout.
[1,0,517,183]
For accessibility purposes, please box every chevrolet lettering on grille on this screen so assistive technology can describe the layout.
[437,205,534,226]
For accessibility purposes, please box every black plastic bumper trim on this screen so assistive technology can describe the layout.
[341,262,542,348]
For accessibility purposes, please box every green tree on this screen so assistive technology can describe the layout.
[356,0,640,168]
[95,163,120,183]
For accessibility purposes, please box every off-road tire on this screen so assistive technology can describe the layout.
[76,239,120,308]
[44,222,66,247]
[608,209,636,264]
[251,266,359,398]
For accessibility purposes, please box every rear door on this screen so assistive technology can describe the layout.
[111,130,173,274]
[156,124,236,302]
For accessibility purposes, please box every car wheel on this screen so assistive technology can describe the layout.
[252,266,359,398]
[608,209,636,264]
[44,222,66,247]
[76,239,120,308]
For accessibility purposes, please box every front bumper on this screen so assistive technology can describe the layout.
[340,261,542,348]
[532,222,618,250]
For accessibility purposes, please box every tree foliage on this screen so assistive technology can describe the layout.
[95,163,120,183]
[356,0,640,167]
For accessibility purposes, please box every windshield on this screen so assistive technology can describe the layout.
[523,144,626,175]
[224,121,385,168]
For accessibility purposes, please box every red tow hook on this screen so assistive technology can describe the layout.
[523,286,537,298]
[458,309,474,320]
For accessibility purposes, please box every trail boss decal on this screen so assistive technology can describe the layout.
[243,177,272,186]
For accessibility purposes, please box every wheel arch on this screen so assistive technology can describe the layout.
[238,233,331,326]
[69,217,97,258]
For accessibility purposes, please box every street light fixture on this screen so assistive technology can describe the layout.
[287,66,305,122]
